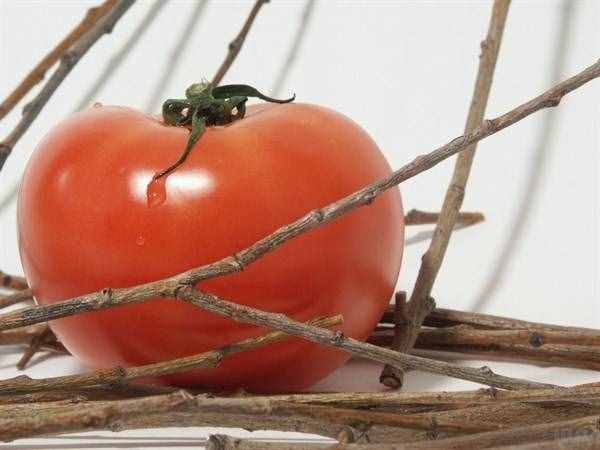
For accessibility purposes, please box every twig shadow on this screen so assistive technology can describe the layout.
[471,0,576,312]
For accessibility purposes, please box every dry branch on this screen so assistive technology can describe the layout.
[404,209,485,227]
[261,384,600,409]
[0,0,118,120]
[0,289,32,309]
[419,307,599,333]
[413,345,600,372]
[404,414,600,449]
[0,271,27,291]
[1,404,425,443]
[384,0,512,388]
[0,393,498,442]
[0,315,340,394]
[370,326,600,371]
[0,390,193,442]
[371,325,600,354]
[177,286,552,390]
[0,324,46,346]
[212,0,269,86]
[206,433,600,450]
[6,391,600,444]
[0,0,135,171]
[15,325,58,370]
[207,417,600,449]
[379,292,409,385]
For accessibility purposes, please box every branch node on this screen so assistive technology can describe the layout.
[21,102,34,116]
[232,254,246,272]
[61,51,79,69]
[363,191,376,205]
[108,420,124,432]
[207,434,229,450]
[483,118,497,131]
[529,331,544,347]
[312,208,325,222]
[107,366,127,387]
[544,95,562,107]
[331,330,345,345]
[479,365,494,376]
[100,288,114,306]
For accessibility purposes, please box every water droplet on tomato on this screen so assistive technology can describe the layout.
[136,235,145,246]
[146,176,167,208]
[92,102,103,108]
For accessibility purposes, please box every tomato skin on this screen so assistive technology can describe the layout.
[18,102,404,393]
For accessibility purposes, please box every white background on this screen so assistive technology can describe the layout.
[0,0,599,448]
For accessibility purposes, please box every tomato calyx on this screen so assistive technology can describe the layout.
[154,82,295,180]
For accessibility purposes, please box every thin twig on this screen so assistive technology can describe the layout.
[261,384,600,408]
[206,433,600,450]
[488,434,600,449]
[208,417,600,449]
[0,289,32,309]
[419,326,600,347]
[0,316,340,394]
[379,292,408,386]
[75,0,168,112]
[0,390,194,442]
[1,393,429,443]
[0,325,46,346]
[176,286,552,390]
[22,392,599,442]
[0,325,66,355]
[0,271,27,291]
[211,0,269,86]
[375,319,600,347]
[0,384,179,405]
[270,0,316,97]
[0,59,596,333]
[413,345,600,372]
[187,398,500,433]
[0,0,118,121]
[384,0,512,388]
[144,0,209,113]
[370,330,600,371]
[407,307,600,333]
[0,0,136,171]
[400,414,600,449]
[404,209,485,227]
[16,326,54,370]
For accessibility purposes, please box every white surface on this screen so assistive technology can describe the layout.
[0,0,599,448]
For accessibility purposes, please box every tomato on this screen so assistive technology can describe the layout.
[17,102,404,393]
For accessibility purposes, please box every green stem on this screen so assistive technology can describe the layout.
[155,82,294,180]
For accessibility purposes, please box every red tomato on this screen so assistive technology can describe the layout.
[18,102,404,392]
